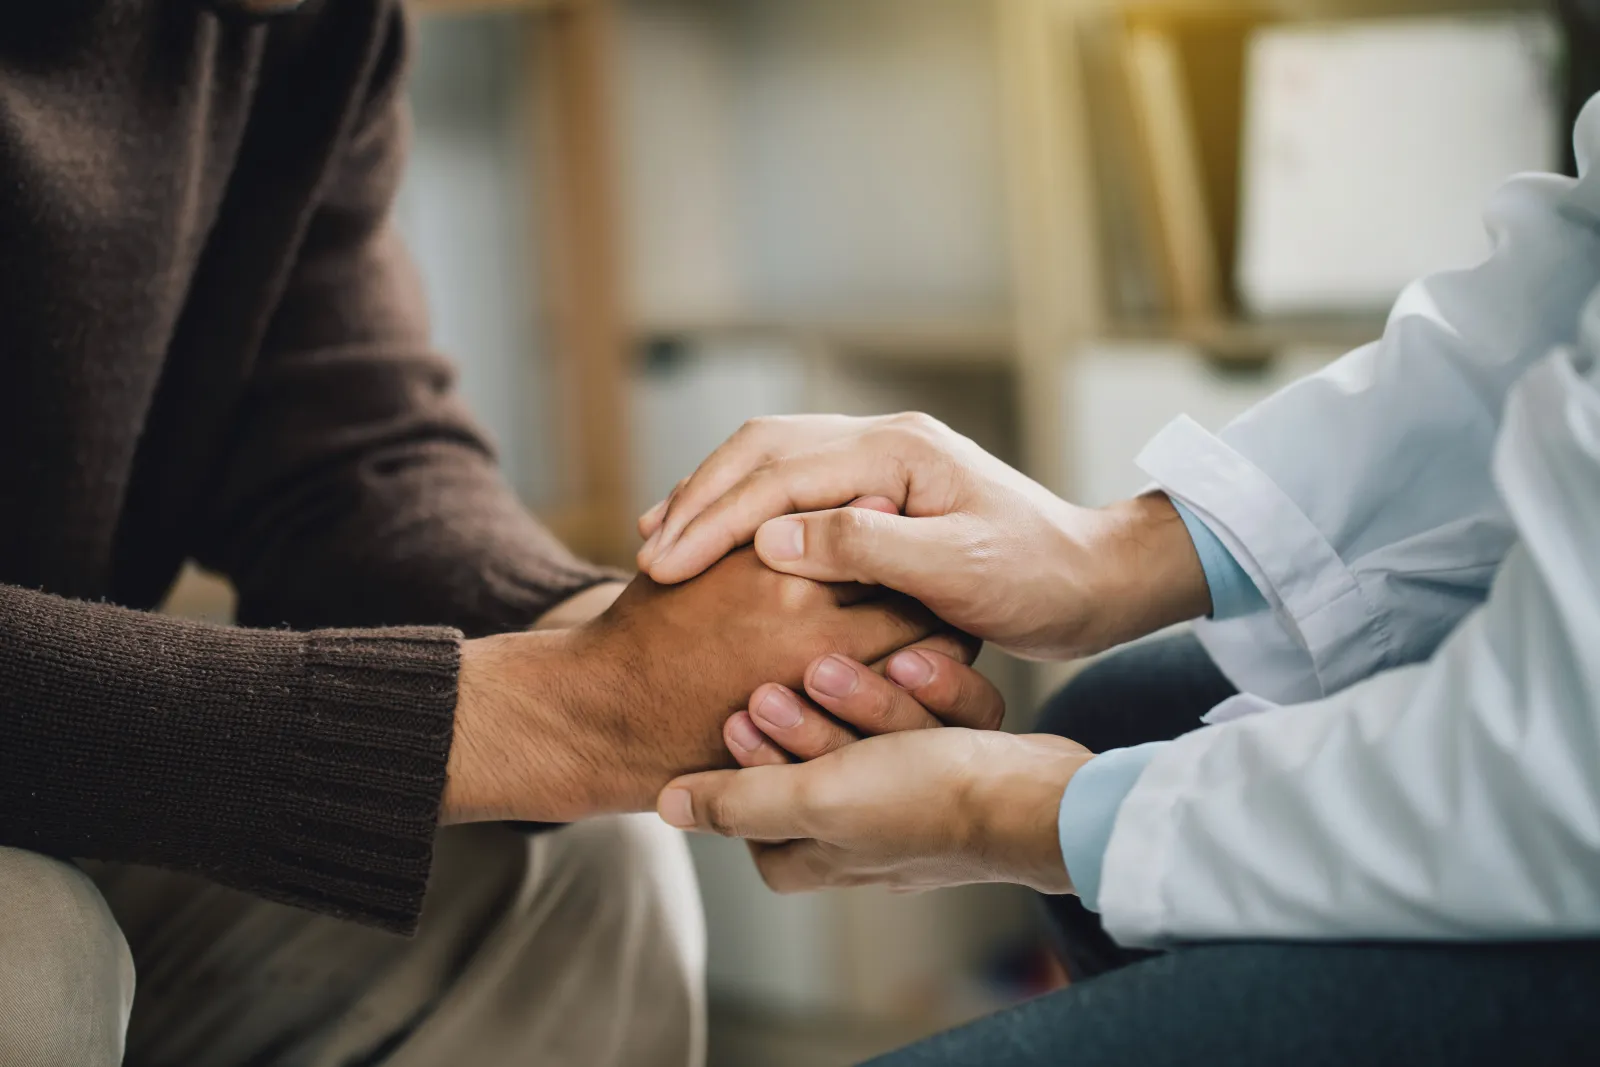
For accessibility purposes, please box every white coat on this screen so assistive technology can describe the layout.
[1106,96,1600,947]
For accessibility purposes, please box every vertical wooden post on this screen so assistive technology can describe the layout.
[997,0,1105,701]
[996,0,1103,502]
[526,0,634,566]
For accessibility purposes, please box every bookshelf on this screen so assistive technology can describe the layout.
[636,314,1016,369]
[403,0,1549,564]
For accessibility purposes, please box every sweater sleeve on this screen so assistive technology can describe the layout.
[194,2,614,637]
[0,584,459,934]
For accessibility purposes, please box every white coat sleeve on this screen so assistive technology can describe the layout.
[1100,338,1600,946]
[1137,99,1600,703]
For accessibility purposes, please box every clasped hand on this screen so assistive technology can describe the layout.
[451,411,1204,895]
[628,413,1202,895]
[446,547,972,825]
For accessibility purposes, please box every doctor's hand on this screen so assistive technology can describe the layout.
[722,639,1005,767]
[657,728,1092,894]
[635,413,1209,660]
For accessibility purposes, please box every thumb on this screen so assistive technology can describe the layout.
[657,765,809,840]
[753,508,962,590]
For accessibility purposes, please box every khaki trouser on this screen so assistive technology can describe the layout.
[0,818,706,1067]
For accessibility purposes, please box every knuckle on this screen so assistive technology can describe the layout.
[703,797,739,838]
[797,723,850,760]
[820,508,870,559]
[746,455,788,490]
[851,680,900,732]
[774,572,825,612]
[887,411,953,453]
[888,410,945,436]
[800,634,845,667]
[736,414,800,447]
[941,672,1004,730]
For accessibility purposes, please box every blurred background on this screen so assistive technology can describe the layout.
[170,0,1585,1061]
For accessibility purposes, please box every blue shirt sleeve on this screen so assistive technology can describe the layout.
[1170,497,1267,621]
[1057,741,1169,912]
[1053,500,1256,912]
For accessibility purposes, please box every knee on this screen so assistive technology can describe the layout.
[551,815,705,959]
[1035,635,1232,753]
[0,848,133,1067]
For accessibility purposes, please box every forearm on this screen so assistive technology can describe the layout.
[200,440,618,636]
[197,39,617,636]
[446,620,712,826]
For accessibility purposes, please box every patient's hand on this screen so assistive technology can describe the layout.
[722,639,1005,768]
[447,548,941,823]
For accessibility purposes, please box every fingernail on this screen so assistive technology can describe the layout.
[887,650,935,689]
[809,655,858,699]
[753,687,804,730]
[642,498,667,527]
[757,518,804,562]
[659,788,694,828]
[727,714,765,752]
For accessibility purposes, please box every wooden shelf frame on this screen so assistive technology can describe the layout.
[405,0,1446,561]
[412,0,635,565]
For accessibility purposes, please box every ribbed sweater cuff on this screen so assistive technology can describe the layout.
[265,628,460,933]
[0,586,463,935]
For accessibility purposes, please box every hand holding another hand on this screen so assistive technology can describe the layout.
[659,727,1092,895]
[678,593,1082,898]
[443,548,943,825]
[724,639,1003,767]
[636,413,1209,660]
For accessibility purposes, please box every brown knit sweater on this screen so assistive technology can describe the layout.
[0,0,610,933]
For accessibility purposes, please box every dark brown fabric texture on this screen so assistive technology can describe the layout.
[0,0,610,933]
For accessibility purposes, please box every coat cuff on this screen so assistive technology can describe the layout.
[1170,498,1267,621]
[1138,415,1394,699]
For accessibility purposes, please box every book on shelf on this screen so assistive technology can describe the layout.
[1078,8,1561,335]
[1121,21,1222,326]
[1079,15,1171,323]
[1081,12,1254,331]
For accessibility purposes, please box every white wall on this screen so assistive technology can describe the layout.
[1067,343,1343,505]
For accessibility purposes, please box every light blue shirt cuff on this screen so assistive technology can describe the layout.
[1170,498,1267,621]
[1057,741,1168,912]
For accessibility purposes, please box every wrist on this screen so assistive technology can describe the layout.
[444,629,615,824]
[1061,492,1210,655]
[966,735,1092,894]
